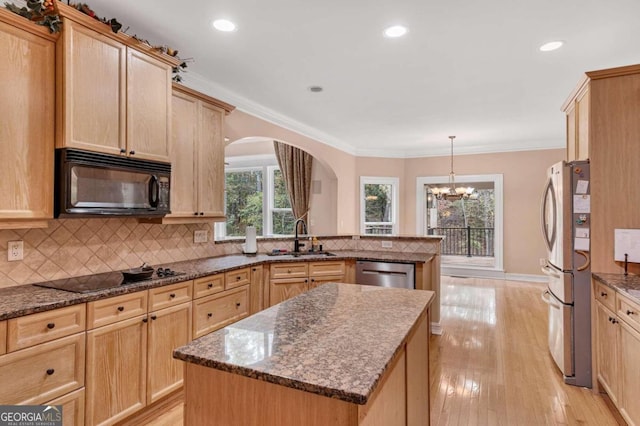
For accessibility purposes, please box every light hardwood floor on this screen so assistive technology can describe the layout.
[139,276,622,425]
[431,276,621,425]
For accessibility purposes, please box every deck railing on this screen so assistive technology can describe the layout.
[428,226,494,257]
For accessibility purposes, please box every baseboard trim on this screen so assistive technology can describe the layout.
[442,266,506,279]
[431,322,442,335]
[504,273,549,283]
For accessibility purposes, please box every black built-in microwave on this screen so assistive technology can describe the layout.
[55,148,171,218]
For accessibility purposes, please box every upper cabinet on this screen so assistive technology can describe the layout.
[165,84,234,222]
[0,9,56,228]
[562,78,590,161]
[55,4,178,163]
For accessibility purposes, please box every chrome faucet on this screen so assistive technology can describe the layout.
[293,218,307,253]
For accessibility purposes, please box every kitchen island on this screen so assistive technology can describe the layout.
[174,282,434,426]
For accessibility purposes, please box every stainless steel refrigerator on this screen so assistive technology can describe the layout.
[540,160,591,387]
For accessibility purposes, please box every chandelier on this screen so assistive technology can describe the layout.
[429,136,478,201]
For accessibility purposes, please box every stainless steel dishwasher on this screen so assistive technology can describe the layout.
[355,261,415,289]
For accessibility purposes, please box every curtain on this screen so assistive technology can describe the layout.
[273,141,313,232]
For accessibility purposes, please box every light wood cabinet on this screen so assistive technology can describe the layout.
[250,265,265,314]
[87,290,148,329]
[595,300,619,404]
[7,304,85,352]
[0,321,6,355]
[270,277,309,305]
[562,80,590,161]
[193,285,249,338]
[47,388,85,426]
[225,267,251,289]
[269,261,346,305]
[0,9,55,228]
[0,333,85,405]
[167,84,234,221]
[193,273,225,299]
[619,318,640,425]
[147,301,192,404]
[86,315,148,426]
[148,280,193,312]
[56,4,176,162]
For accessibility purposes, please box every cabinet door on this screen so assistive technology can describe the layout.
[565,102,576,162]
[126,48,172,162]
[58,19,126,155]
[620,320,640,425]
[47,388,85,426]
[309,275,344,290]
[86,316,147,426]
[269,278,308,306]
[193,286,249,338]
[147,302,191,404]
[575,86,590,160]
[197,102,225,217]
[170,90,199,217]
[595,302,619,404]
[250,265,264,314]
[0,21,54,220]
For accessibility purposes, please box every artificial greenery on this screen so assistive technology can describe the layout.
[4,0,61,33]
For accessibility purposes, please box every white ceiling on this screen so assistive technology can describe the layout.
[90,0,640,157]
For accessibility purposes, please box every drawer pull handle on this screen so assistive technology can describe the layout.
[627,310,635,316]
[287,269,291,273]
[208,283,213,289]
[142,317,148,323]
[207,313,213,318]
[117,306,124,312]
[151,315,157,320]
[47,323,55,329]
[169,293,176,298]
[236,276,241,280]
[236,302,241,308]
[601,292,607,297]
[46,368,55,375]
[252,268,256,271]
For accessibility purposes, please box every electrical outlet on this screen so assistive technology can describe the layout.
[381,241,393,248]
[194,230,208,243]
[8,240,23,261]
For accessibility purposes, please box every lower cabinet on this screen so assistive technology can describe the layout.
[269,261,346,306]
[595,301,619,403]
[270,278,309,305]
[619,319,640,424]
[193,285,249,338]
[47,388,86,426]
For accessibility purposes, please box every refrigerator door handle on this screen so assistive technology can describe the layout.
[541,178,557,252]
[541,290,552,304]
[576,250,590,271]
[541,264,562,279]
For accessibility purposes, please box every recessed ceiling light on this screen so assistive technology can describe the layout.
[539,41,563,52]
[213,19,237,32]
[308,86,323,93]
[384,25,408,38]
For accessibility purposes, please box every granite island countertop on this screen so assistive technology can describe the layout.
[593,272,640,304]
[0,250,435,321]
[173,282,434,405]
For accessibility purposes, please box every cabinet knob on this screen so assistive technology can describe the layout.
[129,150,135,155]
[194,212,199,216]
[252,268,256,272]
[119,148,126,154]
[236,276,241,280]
[236,302,241,308]
[612,318,618,324]
[311,278,315,282]
[601,292,607,297]
[287,269,291,273]
[142,317,148,323]
[46,368,55,376]
[207,283,213,289]
[117,306,124,312]
[151,315,157,320]
[169,293,176,298]
[207,313,213,318]
[627,310,635,316]
[47,323,55,330]
[305,279,308,283]
[199,212,204,216]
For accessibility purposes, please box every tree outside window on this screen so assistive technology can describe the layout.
[360,177,399,235]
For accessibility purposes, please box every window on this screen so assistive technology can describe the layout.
[216,164,294,239]
[360,177,399,235]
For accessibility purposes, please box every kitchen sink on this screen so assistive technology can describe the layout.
[268,251,336,257]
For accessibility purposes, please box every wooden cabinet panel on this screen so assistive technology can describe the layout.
[250,265,264,314]
[406,313,430,426]
[595,301,619,404]
[0,18,54,222]
[194,273,225,299]
[270,262,308,279]
[193,286,249,338]
[595,281,616,312]
[58,19,126,155]
[309,261,346,277]
[148,281,192,312]
[0,333,84,405]
[86,315,147,426]
[576,86,590,161]
[565,103,576,162]
[225,267,251,290]
[87,291,148,329]
[270,278,308,306]
[147,302,191,404]
[7,304,86,352]
[618,292,640,333]
[170,90,199,216]
[197,102,225,217]
[47,388,85,426]
[619,319,640,425]
[0,320,6,355]
[126,48,171,162]
[309,275,344,290]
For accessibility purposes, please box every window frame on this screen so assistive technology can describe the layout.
[360,176,399,235]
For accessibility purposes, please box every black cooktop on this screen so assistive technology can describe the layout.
[34,268,186,294]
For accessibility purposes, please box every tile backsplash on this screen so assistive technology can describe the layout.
[0,219,220,288]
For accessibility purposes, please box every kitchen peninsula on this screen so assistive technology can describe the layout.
[174,283,434,426]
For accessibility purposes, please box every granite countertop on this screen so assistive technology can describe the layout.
[173,283,435,405]
[593,272,640,304]
[0,250,435,321]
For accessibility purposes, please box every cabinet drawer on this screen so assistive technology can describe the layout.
[0,321,6,355]
[225,267,251,289]
[149,280,193,311]
[618,292,640,333]
[0,333,85,405]
[595,281,616,312]
[309,275,344,289]
[87,291,148,329]
[309,261,346,278]
[193,286,249,338]
[194,273,224,299]
[7,304,86,352]
[270,262,308,279]
[47,388,85,426]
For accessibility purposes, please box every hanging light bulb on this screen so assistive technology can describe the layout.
[429,136,477,201]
